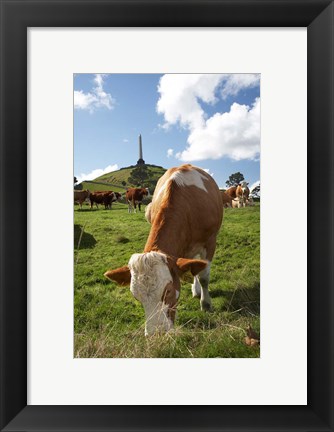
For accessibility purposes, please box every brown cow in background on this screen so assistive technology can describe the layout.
[221,191,233,208]
[90,191,121,210]
[74,190,90,209]
[236,181,250,207]
[126,188,149,213]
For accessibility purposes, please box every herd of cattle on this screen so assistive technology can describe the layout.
[74,188,149,212]
[74,181,255,213]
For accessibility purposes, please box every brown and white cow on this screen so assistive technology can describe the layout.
[74,189,90,209]
[126,188,149,213]
[105,164,223,335]
[236,181,250,207]
[104,191,122,209]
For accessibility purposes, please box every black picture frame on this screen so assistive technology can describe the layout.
[1,0,333,431]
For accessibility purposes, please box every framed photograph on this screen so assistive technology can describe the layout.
[73,72,261,356]
[1,0,333,431]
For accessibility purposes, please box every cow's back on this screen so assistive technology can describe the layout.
[149,164,223,240]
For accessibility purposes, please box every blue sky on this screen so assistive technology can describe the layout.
[74,74,260,190]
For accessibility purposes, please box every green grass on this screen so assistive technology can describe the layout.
[74,203,260,358]
[80,182,125,192]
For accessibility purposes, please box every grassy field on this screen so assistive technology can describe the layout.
[74,202,260,358]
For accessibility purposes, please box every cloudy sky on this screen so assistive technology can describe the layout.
[74,73,260,189]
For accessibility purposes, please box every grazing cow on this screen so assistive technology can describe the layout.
[105,164,223,335]
[90,191,117,210]
[74,190,90,209]
[221,191,233,208]
[103,191,122,209]
[126,188,149,213]
[236,181,250,207]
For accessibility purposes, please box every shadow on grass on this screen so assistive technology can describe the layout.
[74,208,93,212]
[74,224,97,249]
[211,283,260,316]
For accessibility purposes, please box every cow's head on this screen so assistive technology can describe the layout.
[112,192,122,202]
[104,251,207,335]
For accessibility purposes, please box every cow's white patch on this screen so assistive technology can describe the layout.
[195,261,212,310]
[171,169,208,192]
[154,168,209,202]
[154,182,167,200]
[175,290,180,300]
[191,277,201,298]
[128,251,173,335]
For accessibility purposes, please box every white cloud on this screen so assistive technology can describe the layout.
[249,180,260,191]
[123,138,129,143]
[220,74,260,99]
[249,180,260,196]
[157,74,260,162]
[177,98,260,162]
[157,74,223,130]
[76,164,119,184]
[167,148,174,158]
[74,74,115,113]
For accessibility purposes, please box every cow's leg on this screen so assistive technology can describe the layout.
[191,277,201,298]
[128,200,133,213]
[138,202,142,212]
[197,238,218,311]
[133,200,137,213]
[198,262,212,311]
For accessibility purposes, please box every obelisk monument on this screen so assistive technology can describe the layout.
[137,134,145,165]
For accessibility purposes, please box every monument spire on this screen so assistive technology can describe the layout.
[137,134,145,165]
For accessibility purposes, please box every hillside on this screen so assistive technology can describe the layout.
[81,164,166,192]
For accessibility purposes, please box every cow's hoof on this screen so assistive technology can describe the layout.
[201,301,213,312]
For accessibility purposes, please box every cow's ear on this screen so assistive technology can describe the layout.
[104,266,131,286]
[176,258,207,276]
